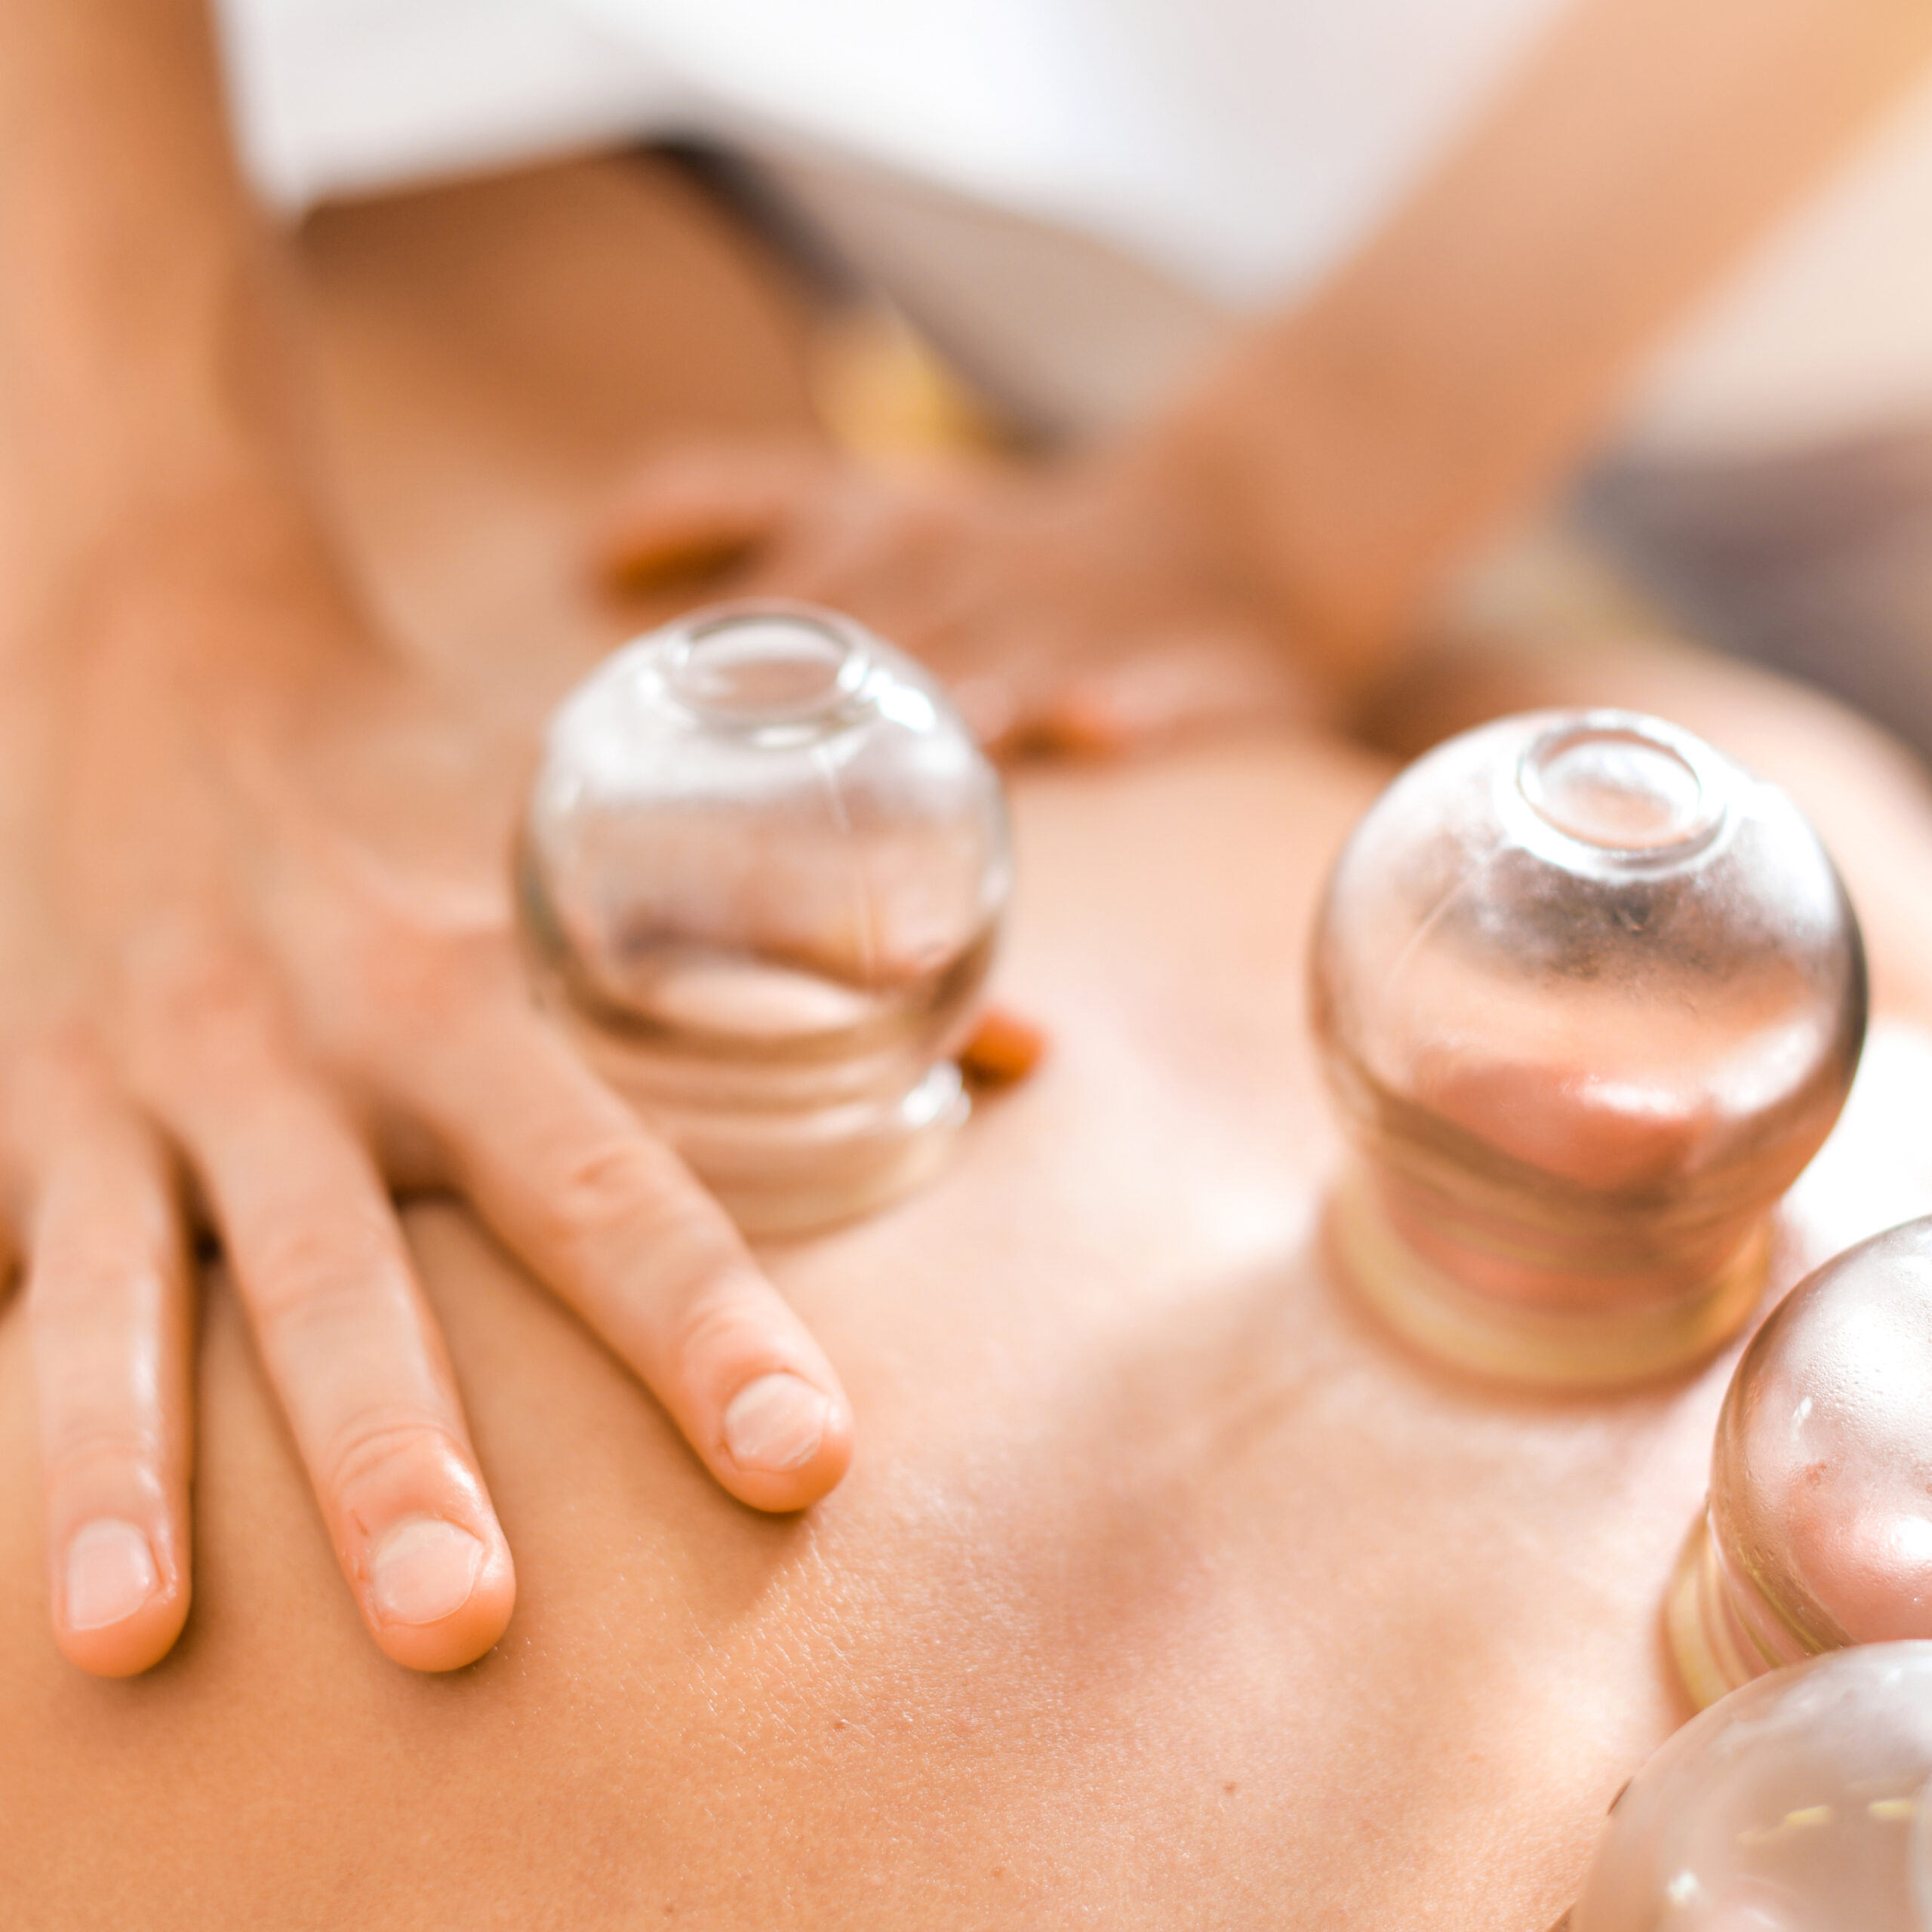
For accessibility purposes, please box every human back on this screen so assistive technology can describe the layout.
[11,155,1932,1929]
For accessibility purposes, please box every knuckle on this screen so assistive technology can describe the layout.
[139,926,271,1039]
[29,1250,165,1330]
[358,938,469,1035]
[6,1029,105,1122]
[318,1411,466,1505]
[667,1278,777,1369]
[124,923,281,1089]
[41,1415,165,1493]
[533,1134,676,1243]
[527,1131,724,1270]
[332,914,508,1061]
[245,1212,398,1331]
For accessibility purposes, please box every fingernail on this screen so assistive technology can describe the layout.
[368,1518,485,1627]
[65,1518,160,1631]
[724,1372,830,1473]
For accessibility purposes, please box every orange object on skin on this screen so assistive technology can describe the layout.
[959,1004,1048,1088]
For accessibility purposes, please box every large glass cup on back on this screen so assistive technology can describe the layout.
[518,602,1011,1237]
[1311,710,1866,1386]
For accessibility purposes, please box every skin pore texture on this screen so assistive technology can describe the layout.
[8,159,1932,1929]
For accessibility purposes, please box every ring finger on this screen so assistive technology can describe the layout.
[168,1048,515,1673]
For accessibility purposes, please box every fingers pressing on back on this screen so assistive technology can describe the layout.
[405,1001,853,1515]
[26,1098,193,1676]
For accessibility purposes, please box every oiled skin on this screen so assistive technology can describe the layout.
[5,157,1932,1930]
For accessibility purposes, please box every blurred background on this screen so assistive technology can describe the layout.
[217,0,1932,760]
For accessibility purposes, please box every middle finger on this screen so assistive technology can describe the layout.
[162,1034,515,1672]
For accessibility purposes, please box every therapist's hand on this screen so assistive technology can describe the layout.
[2,483,854,1679]
[593,438,1326,756]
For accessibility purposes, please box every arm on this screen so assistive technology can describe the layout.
[0,0,851,1680]
[598,0,1932,746]
[1158,0,1932,688]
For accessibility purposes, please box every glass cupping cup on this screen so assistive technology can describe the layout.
[1311,711,1866,1386]
[518,602,1011,1236]
[1670,1217,1932,1709]
[1571,1643,1932,1931]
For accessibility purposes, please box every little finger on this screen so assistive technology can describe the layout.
[28,1106,193,1677]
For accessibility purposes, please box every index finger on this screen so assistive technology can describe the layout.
[401,1001,854,1515]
